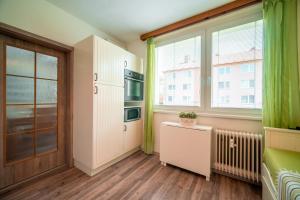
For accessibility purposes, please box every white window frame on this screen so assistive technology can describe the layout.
[153,4,262,119]
[154,31,206,112]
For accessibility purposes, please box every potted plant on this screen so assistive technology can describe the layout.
[179,112,197,127]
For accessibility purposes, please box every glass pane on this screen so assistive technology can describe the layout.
[6,75,34,104]
[155,36,201,106]
[37,79,57,104]
[6,105,34,134]
[6,132,34,162]
[37,53,58,80]
[211,20,263,109]
[37,105,57,129]
[36,129,57,154]
[6,46,35,77]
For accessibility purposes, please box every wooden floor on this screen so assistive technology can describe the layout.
[0,151,261,200]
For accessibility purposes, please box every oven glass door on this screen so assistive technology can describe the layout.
[125,78,143,101]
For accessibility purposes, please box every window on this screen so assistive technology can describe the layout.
[241,95,255,105]
[240,63,255,73]
[168,96,173,102]
[218,67,231,75]
[212,19,263,109]
[155,9,262,116]
[155,35,201,106]
[183,83,191,90]
[218,81,230,89]
[168,84,176,90]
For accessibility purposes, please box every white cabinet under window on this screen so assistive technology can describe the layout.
[73,35,143,176]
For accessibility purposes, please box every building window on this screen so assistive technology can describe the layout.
[155,35,201,106]
[218,81,230,89]
[218,67,231,75]
[168,84,176,90]
[241,80,255,88]
[241,95,255,104]
[155,10,262,115]
[240,63,255,73]
[212,19,263,109]
[182,83,191,90]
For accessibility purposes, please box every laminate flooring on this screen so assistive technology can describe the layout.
[0,151,261,200]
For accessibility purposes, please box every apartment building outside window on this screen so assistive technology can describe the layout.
[155,11,262,116]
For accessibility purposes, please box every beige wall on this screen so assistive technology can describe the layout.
[127,40,263,153]
[0,0,125,47]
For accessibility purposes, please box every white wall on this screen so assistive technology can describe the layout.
[0,0,125,47]
[127,40,263,153]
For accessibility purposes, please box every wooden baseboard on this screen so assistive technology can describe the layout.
[0,164,68,195]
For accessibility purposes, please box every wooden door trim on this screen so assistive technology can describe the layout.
[0,22,74,170]
[140,0,262,41]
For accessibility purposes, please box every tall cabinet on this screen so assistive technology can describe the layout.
[74,35,142,176]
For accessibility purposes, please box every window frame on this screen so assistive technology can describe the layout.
[154,5,263,118]
[154,31,206,112]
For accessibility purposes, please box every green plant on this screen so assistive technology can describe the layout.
[179,112,197,119]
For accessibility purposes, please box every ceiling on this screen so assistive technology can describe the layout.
[47,0,233,44]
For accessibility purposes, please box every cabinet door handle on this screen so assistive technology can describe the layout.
[94,73,98,81]
[124,125,127,132]
[94,85,98,94]
[124,60,127,68]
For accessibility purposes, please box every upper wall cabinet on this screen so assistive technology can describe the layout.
[94,37,125,87]
[124,52,143,74]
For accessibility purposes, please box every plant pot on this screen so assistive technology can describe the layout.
[179,118,197,127]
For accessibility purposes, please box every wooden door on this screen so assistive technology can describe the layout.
[0,34,67,189]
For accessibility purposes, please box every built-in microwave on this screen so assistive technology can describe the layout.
[124,107,141,122]
[124,69,144,101]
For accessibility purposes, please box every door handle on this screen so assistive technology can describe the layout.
[124,60,127,68]
[124,125,127,132]
[94,73,98,81]
[94,85,98,94]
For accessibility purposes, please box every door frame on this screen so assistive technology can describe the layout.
[0,22,74,193]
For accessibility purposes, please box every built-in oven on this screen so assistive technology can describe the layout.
[124,107,141,122]
[124,69,144,101]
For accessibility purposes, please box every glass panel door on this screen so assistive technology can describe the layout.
[5,45,58,163]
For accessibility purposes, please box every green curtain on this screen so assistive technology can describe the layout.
[263,0,300,128]
[143,38,155,154]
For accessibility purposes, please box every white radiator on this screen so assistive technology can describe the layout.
[214,129,262,182]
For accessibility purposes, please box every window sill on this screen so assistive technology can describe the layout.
[153,109,262,121]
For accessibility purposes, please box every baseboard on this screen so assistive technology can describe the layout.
[75,147,141,176]
[0,164,68,195]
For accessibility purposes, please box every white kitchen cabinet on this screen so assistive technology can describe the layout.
[124,52,143,74]
[160,122,212,181]
[96,38,125,86]
[95,84,124,167]
[124,120,142,152]
[73,35,143,176]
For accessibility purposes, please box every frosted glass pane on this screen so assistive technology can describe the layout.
[6,46,34,77]
[6,133,34,161]
[37,79,57,104]
[6,105,34,134]
[37,105,57,129]
[6,76,34,104]
[37,53,57,80]
[36,129,57,154]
